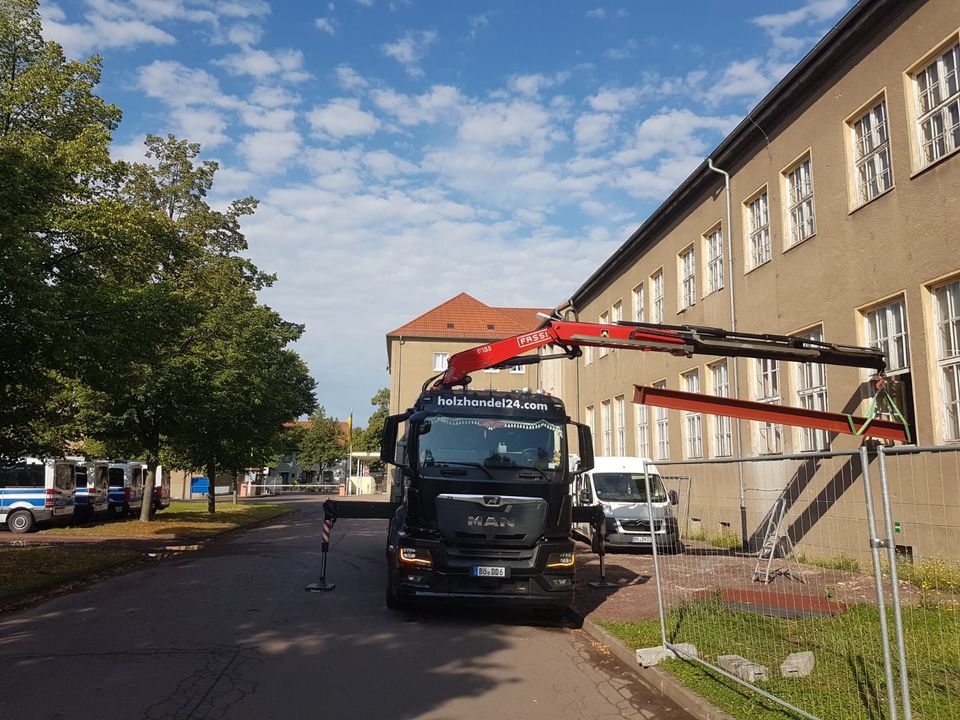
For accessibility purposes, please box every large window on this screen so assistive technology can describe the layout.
[913,40,960,168]
[599,311,610,357]
[746,191,771,269]
[934,279,960,441]
[785,157,816,247]
[705,226,724,295]
[653,380,670,459]
[679,246,696,310]
[633,283,645,322]
[614,395,626,456]
[682,370,703,458]
[796,328,829,452]
[651,270,664,323]
[635,403,650,458]
[865,299,910,373]
[601,399,612,455]
[710,360,732,457]
[850,100,894,207]
[585,405,595,438]
[756,357,782,454]
[433,352,449,371]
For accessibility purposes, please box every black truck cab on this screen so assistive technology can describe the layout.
[381,388,593,610]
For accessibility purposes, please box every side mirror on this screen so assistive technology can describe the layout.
[578,489,592,506]
[572,422,594,474]
[669,489,679,506]
[380,413,408,467]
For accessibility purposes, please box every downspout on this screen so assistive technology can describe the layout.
[706,158,748,549]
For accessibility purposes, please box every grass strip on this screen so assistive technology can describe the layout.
[0,545,140,599]
[600,598,959,719]
[42,501,293,540]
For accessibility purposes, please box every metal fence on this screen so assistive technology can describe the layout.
[637,445,959,720]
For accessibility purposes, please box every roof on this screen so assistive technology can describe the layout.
[387,292,550,340]
[564,0,920,309]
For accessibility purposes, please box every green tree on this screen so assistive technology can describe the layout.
[298,408,346,471]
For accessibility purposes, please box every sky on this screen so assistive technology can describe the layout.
[40,0,856,425]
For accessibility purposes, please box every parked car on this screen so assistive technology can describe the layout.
[0,457,76,533]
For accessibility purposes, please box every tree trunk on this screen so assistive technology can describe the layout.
[233,471,239,505]
[206,460,217,514]
[139,461,156,521]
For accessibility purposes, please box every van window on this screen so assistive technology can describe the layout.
[0,463,44,488]
[54,464,75,490]
[593,472,667,503]
[109,468,125,487]
[96,467,109,489]
[76,467,88,488]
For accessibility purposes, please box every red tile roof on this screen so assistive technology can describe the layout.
[388,292,549,340]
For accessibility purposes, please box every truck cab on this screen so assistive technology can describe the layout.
[381,388,592,610]
[572,456,681,552]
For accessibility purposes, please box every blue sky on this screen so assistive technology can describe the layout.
[41,0,855,425]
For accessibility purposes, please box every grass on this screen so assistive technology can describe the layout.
[0,546,140,599]
[600,598,960,719]
[796,552,861,573]
[687,527,743,551]
[887,557,960,596]
[42,500,293,540]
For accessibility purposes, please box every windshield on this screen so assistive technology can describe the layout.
[417,415,563,478]
[593,472,668,503]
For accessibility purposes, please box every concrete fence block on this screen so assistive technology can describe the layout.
[780,651,816,678]
[718,654,770,682]
[635,643,699,667]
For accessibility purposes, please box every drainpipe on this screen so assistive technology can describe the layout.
[707,158,748,549]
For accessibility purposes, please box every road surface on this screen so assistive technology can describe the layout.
[0,496,695,720]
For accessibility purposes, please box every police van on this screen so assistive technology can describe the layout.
[151,465,171,512]
[107,461,146,517]
[572,456,682,552]
[0,457,77,533]
[73,459,110,519]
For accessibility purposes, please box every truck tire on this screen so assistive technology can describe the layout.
[8,509,36,534]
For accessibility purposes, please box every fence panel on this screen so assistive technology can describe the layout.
[645,452,898,720]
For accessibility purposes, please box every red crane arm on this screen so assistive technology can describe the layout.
[435,319,886,389]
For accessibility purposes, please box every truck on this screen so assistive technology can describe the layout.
[359,317,904,612]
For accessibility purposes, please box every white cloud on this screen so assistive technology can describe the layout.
[371,86,462,125]
[603,39,638,61]
[241,107,297,132]
[172,107,230,148]
[238,130,303,173]
[458,100,556,151]
[226,22,263,46]
[467,14,490,39]
[137,61,242,110]
[588,87,641,112]
[42,10,176,58]
[308,98,380,139]
[574,112,617,150]
[335,65,369,90]
[216,1,271,19]
[315,17,335,35]
[381,30,437,77]
[706,58,776,104]
[508,73,569,98]
[614,108,736,165]
[215,48,311,83]
[586,8,606,19]
[362,150,419,179]
[248,85,300,109]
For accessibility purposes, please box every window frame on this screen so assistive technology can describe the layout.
[650,269,664,324]
[704,224,724,296]
[652,380,670,460]
[709,360,733,457]
[744,188,771,271]
[433,352,449,372]
[794,327,829,452]
[601,399,613,455]
[614,395,626,456]
[782,152,816,249]
[932,277,960,442]
[846,94,895,209]
[598,310,610,357]
[906,36,960,172]
[678,245,696,311]
[634,401,650,458]
[755,357,783,454]
[863,297,911,374]
[632,282,645,323]
[681,369,703,458]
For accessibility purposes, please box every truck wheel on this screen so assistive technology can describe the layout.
[8,510,36,534]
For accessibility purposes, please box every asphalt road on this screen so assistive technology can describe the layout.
[0,496,695,720]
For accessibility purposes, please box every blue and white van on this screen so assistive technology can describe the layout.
[0,457,76,533]
[73,459,109,519]
[151,465,171,512]
[107,461,146,517]
[572,456,682,552]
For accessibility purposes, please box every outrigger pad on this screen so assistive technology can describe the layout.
[327,500,401,519]
[572,504,605,526]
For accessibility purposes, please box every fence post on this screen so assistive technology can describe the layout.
[644,459,669,648]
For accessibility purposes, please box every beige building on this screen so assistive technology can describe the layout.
[386,293,546,415]
[386,0,960,562]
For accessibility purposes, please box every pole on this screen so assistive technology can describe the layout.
[306,499,337,592]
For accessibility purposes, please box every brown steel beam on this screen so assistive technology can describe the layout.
[633,385,908,442]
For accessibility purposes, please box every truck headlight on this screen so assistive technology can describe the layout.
[399,547,432,567]
[546,550,575,568]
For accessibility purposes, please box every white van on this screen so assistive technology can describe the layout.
[0,457,76,533]
[572,456,681,552]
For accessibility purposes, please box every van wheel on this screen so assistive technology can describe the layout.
[8,510,36,534]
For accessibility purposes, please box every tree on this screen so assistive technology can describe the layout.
[351,388,389,476]
[298,408,346,471]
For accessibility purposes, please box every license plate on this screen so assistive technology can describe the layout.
[472,566,507,578]
[630,535,651,543]
[53,506,70,515]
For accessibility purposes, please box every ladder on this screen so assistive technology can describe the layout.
[753,498,804,584]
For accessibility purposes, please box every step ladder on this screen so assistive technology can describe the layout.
[753,498,804,584]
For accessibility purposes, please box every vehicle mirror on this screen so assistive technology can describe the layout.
[578,489,592,505]
[380,414,408,467]
[571,421,594,473]
[669,489,679,506]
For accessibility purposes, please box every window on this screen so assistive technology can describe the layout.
[509,364,524,373]
[584,345,593,365]
[913,41,960,168]
[653,380,670,459]
[585,405,595,437]
[633,283,645,322]
[614,395,626,456]
[756,357,782,454]
[850,100,894,206]
[433,352,449,371]
[796,328,829,452]
[651,270,664,324]
[865,299,910,373]
[612,300,622,325]
[785,157,816,247]
[483,367,501,373]
[705,226,724,295]
[710,361,732,457]
[682,370,703,458]
[601,399,612,455]
[746,191,771,269]
[934,279,960,441]
[599,311,609,357]
[635,403,650,458]
[679,246,696,310]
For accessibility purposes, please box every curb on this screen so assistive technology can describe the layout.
[578,616,736,720]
